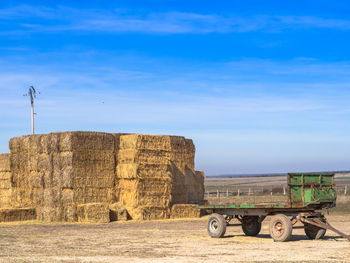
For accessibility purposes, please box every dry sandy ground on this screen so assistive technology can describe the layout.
[0,214,349,263]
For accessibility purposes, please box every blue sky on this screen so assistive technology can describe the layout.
[1,1,350,175]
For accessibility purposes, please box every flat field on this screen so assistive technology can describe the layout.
[0,174,349,263]
[0,214,349,263]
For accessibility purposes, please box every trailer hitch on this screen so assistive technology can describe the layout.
[300,212,350,241]
[307,217,350,241]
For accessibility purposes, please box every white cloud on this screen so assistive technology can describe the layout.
[1,57,350,173]
[1,5,350,34]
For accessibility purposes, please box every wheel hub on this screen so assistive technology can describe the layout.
[274,222,284,236]
[210,220,218,231]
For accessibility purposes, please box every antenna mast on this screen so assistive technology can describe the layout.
[28,86,36,134]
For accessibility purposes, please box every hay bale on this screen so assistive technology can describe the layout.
[119,134,171,151]
[118,149,171,165]
[109,202,128,221]
[77,203,109,223]
[170,204,202,219]
[0,208,36,222]
[184,169,205,203]
[0,154,12,208]
[36,206,62,222]
[127,206,170,220]
[117,178,172,208]
[0,154,10,172]
[117,163,173,179]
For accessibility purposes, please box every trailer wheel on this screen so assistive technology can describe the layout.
[269,214,293,242]
[304,224,326,240]
[242,216,261,236]
[207,213,226,238]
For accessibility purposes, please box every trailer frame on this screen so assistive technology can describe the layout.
[198,173,350,242]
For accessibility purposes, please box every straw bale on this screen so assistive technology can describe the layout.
[36,206,63,222]
[119,134,195,152]
[0,155,11,200]
[77,203,110,223]
[184,169,204,203]
[119,135,171,151]
[170,165,187,204]
[170,204,202,218]
[60,167,73,188]
[43,187,62,207]
[118,149,171,165]
[74,187,115,204]
[70,132,115,151]
[0,179,11,189]
[0,208,36,222]
[0,190,12,208]
[117,178,172,207]
[0,154,10,172]
[127,206,170,220]
[116,163,172,179]
[119,135,191,154]
[109,202,128,221]
[61,189,76,222]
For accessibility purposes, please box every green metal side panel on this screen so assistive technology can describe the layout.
[288,173,336,208]
[196,203,289,210]
[196,172,337,212]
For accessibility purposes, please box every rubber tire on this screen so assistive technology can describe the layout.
[207,213,226,238]
[305,224,326,240]
[269,214,293,242]
[242,216,262,236]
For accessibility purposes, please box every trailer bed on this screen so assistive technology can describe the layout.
[198,173,350,242]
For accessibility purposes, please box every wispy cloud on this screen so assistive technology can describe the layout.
[1,55,350,173]
[1,5,350,34]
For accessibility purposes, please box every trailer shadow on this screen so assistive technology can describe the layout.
[225,234,344,242]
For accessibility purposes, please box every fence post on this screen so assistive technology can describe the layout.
[237,189,240,197]
[248,188,251,196]
[283,186,286,195]
[226,189,229,197]
[217,189,219,198]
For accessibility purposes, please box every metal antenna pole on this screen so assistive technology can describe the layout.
[31,99,34,134]
[28,86,36,134]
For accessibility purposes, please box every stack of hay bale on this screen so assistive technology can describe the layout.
[3,131,204,222]
[116,135,204,220]
[0,153,36,221]
[9,132,117,222]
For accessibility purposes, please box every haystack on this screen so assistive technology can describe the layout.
[116,134,204,220]
[3,131,204,222]
[9,132,118,222]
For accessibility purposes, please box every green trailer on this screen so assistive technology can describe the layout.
[197,173,350,242]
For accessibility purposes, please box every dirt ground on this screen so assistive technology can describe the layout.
[0,214,349,263]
